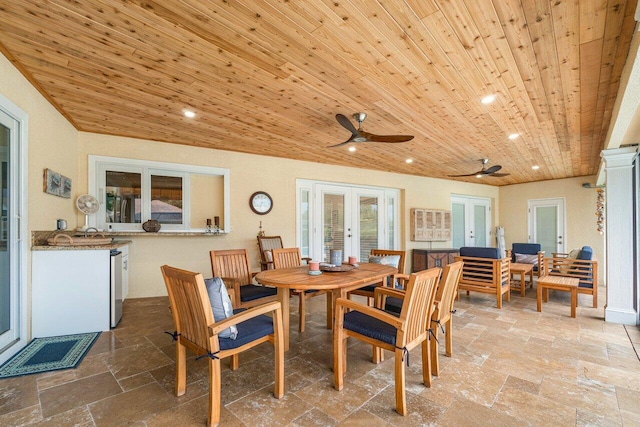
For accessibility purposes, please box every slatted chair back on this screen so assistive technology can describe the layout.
[435,261,464,322]
[162,265,215,357]
[271,247,302,269]
[370,249,406,275]
[398,267,441,347]
[210,249,253,287]
[257,235,284,270]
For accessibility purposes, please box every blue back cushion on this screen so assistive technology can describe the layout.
[459,247,501,259]
[577,246,593,260]
[511,243,541,262]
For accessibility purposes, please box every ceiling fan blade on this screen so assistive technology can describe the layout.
[361,132,414,143]
[484,165,502,174]
[327,138,355,148]
[447,172,480,177]
[335,113,359,134]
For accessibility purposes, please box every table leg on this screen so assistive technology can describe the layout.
[570,288,577,318]
[326,291,332,329]
[520,273,526,297]
[537,284,543,312]
[277,287,290,351]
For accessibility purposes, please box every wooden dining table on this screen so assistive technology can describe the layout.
[255,262,397,351]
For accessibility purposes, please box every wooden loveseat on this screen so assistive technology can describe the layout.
[544,246,598,308]
[455,247,510,308]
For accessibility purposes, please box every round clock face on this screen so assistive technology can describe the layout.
[250,191,273,215]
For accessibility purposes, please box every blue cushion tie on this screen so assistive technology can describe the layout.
[396,346,410,366]
[196,350,220,361]
[165,330,181,341]
[428,327,439,344]
[432,319,445,335]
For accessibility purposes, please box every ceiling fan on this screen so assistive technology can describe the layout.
[329,113,414,148]
[448,158,510,178]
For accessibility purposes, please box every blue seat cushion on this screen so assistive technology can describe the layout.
[240,284,277,302]
[459,247,501,259]
[218,309,274,350]
[343,310,397,346]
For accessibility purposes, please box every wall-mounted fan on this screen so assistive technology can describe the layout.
[76,194,100,231]
[329,113,414,147]
[448,158,510,178]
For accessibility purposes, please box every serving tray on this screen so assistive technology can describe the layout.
[319,263,358,272]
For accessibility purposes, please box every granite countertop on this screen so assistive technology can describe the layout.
[31,230,132,251]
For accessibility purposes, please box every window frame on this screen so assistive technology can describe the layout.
[89,155,230,232]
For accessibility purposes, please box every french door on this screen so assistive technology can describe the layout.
[297,181,399,263]
[528,198,566,255]
[451,195,491,248]
[0,94,27,364]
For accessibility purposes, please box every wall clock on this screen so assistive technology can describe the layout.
[249,191,273,215]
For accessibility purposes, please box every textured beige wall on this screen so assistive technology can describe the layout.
[499,176,605,284]
[0,54,79,231]
[77,132,500,297]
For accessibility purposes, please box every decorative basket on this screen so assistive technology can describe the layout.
[142,219,161,232]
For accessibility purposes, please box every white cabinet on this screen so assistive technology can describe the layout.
[32,249,111,337]
[120,244,129,300]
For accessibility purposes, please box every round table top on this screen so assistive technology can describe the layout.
[255,262,397,291]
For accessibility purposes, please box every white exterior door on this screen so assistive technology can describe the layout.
[451,195,491,247]
[0,95,27,364]
[297,180,398,263]
[528,198,566,255]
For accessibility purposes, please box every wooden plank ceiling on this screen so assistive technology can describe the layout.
[0,0,636,185]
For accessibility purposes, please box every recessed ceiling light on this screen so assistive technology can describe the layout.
[481,94,496,105]
[476,174,484,178]
[405,159,413,164]
[183,109,196,118]
[532,165,540,170]
[508,133,519,140]
[348,146,356,152]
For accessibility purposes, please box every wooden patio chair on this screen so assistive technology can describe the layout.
[348,249,408,304]
[334,267,441,415]
[257,235,283,270]
[161,265,284,427]
[210,249,277,309]
[271,247,328,333]
[430,260,464,377]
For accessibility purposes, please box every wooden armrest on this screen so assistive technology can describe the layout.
[335,297,403,328]
[209,300,281,334]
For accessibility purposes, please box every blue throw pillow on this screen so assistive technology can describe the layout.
[204,277,237,339]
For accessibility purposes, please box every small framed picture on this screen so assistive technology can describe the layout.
[44,168,72,198]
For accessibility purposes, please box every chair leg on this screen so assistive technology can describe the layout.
[175,341,187,396]
[208,356,222,427]
[445,318,453,357]
[422,338,432,387]
[373,345,384,363]
[333,333,345,391]
[593,288,597,308]
[298,293,306,333]
[395,348,407,415]
[273,309,285,399]
[430,326,439,377]
[230,354,239,371]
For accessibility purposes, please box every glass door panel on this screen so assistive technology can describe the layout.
[0,124,9,339]
[322,192,346,263]
[358,196,378,262]
[529,198,565,254]
[473,204,487,246]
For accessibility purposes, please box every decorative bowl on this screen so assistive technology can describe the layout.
[142,219,161,232]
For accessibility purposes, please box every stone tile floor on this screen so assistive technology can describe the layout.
[1,285,639,426]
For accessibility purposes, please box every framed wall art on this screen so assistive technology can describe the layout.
[43,168,72,198]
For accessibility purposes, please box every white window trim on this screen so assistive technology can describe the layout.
[89,155,230,232]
